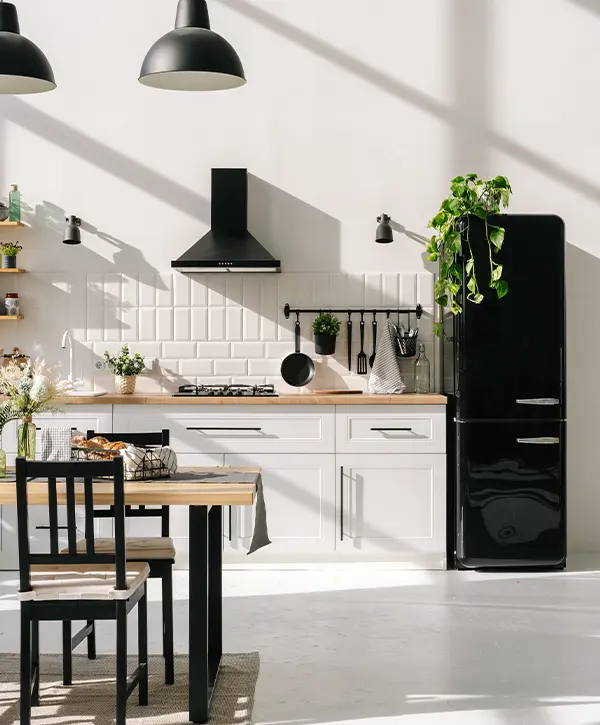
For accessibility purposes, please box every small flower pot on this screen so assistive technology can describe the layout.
[2,255,17,269]
[314,333,337,356]
[115,375,137,395]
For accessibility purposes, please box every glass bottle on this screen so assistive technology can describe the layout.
[0,433,6,478]
[8,184,20,222]
[18,417,36,460]
[414,343,431,394]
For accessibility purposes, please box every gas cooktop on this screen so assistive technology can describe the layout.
[173,384,279,398]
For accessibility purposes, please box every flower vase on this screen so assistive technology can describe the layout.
[115,375,137,395]
[18,417,36,460]
[0,434,6,478]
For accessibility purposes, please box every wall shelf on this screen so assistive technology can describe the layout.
[0,316,23,321]
[0,221,24,227]
[0,268,25,274]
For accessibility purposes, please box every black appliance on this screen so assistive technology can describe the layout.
[173,384,279,398]
[171,168,281,273]
[444,214,566,570]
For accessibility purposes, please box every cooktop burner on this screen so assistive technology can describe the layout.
[173,384,278,398]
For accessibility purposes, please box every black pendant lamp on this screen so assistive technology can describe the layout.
[0,1,55,94]
[375,214,394,244]
[63,216,81,245]
[139,0,246,91]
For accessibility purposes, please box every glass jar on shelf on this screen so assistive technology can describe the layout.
[17,416,36,460]
[414,343,431,394]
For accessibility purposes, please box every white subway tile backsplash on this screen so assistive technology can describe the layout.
[156,308,173,341]
[208,307,225,341]
[180,359,214,376]
[214,359,248,376]
[28,271,433,392]
[174,308,191,341]
[232,342,264,358]
[197,342,230,358]
[163,342,196,358]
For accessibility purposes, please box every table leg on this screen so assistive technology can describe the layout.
[189,505,208,724]
[208,505,223,685]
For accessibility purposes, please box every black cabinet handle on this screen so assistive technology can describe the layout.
[370,427,413,432]
[187,427,263,432]
[36,525,68,531]
[340,466,344,542]
[228,506,232,542]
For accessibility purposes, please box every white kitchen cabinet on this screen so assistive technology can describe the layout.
[336,454,446,568]
[0,406,113,570]
[223,453,336,562]
[336,405,446,455]
[113,405,335,457]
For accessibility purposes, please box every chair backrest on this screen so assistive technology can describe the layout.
[16,456,127,595]
[86,430,170,536]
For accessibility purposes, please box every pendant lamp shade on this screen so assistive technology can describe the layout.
[0,2,55,94]
[375,214,394,244]
[63,216,81,245]
[139,0,246,91]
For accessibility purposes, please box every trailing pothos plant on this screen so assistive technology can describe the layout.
[426,174,512,336]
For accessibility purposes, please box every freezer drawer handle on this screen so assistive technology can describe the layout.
[516,398,560,406]
[187,427,263,432]
[516,437,560,445]
[370,427,413,432]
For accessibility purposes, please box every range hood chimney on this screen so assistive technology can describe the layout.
[171,168,281,273]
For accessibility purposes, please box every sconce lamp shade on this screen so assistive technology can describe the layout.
[0,3,56,94]
[376,214,394,244]
[139,0,246,91]
[63,216,82,245]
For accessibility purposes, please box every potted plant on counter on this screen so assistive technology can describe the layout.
[104,345,145,395]
[312,312,341,355]
[1,241,22,269]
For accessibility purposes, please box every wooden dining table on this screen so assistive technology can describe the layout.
[0,467,260,724]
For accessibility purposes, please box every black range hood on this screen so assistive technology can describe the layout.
[172,168,281,273]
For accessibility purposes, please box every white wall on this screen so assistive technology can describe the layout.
[0,0,597,552]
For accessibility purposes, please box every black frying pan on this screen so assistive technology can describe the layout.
[281,315,315,387]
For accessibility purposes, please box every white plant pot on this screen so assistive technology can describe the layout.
[115,375,137,395]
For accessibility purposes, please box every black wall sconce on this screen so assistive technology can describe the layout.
[375,214,394,244]
[63,216,81,245]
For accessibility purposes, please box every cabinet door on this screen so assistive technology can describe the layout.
[336,454,446,568]
[0,406,113,570]
[223,454,336,561]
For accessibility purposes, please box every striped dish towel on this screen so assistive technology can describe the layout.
[368,319,407,394]
[40,427,73,461]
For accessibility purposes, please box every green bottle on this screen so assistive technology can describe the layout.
[9,185,20,222]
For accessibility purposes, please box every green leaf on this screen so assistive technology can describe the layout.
[467,276,477,294]
[427,253,438,262]
[451,176,465,183]
[450,263,462,280]
[472,293,484,304]
[495,280,509,298]
[448,282,460,296]
[491,264,503,282]
[433,322,442,337]
[465,258,474,275]
[451,301,463,315]
[490,227,505,249]
[436,295,448,307]
[465,173,478,181]
[473,206,487,219]
[500,188,511,208]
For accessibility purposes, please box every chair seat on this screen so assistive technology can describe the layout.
[18,562,150,602]
[66,537,176,561]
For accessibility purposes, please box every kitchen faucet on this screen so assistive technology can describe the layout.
[61,330,73,383]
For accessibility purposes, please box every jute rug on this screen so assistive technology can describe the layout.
[0,653,259,724]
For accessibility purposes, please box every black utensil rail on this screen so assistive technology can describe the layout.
[283,303,423,319]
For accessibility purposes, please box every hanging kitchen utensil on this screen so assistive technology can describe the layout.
[369,312,377,368]
[347,311,353,371]
[357,312,368,374]
[280,313,315,387]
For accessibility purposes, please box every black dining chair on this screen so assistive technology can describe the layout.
[66,429,175,685]
[16,455,149,725]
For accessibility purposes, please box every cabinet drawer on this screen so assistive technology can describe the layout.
[336,405,446,454]
[113,405,335,454]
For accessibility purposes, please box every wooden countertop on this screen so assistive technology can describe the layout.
[54,393,447,406]
[0,467,258,506]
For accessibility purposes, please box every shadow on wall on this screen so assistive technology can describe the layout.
[571,0,600,15]
[565,243,600,554]
[248,174,341,273]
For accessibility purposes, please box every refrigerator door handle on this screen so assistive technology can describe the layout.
[516,398,560,405]
[516,437,560,445]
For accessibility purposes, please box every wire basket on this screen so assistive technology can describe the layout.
[72,444,172,480]
[395,333,418,358]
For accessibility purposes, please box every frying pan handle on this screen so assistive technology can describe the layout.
[294,315,301,354]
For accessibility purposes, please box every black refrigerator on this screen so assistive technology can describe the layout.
[444,214,566,570]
